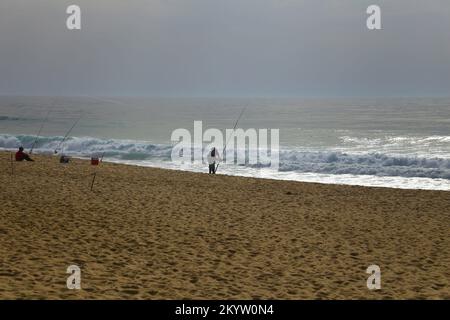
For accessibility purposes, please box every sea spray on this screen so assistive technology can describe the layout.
[1,133,450,180]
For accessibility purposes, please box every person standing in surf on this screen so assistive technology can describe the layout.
[207,147,220,174]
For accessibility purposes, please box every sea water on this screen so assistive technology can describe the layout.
[1,96,449,190]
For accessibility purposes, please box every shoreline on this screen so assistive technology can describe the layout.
[2,147,450,191]
[1,151,449,299]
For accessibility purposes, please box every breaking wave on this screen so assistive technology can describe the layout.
[277,150,450,179]
[1,133,450,180]
[0,134,172,160]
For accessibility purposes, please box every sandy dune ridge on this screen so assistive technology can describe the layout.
[0,152,449,299]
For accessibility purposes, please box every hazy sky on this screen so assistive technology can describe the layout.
[0,0,449,97]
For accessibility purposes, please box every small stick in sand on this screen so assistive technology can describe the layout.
[10,152,14,176]
[90,172,97,191]
[90,152,105,191]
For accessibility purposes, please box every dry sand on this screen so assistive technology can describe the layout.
[0,151,449,299]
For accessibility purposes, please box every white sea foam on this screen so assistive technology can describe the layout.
[1,133,450,191]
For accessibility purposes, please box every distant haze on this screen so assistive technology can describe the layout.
[0,0,449,97]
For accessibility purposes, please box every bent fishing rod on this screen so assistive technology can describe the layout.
[30,103,55,154]
[215,105,247,173]
[54,113,83,154]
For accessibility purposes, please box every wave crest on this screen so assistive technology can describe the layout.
[1,134,449,179]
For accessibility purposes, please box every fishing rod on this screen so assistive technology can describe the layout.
[215,105,247,173]
[30,103,54,154]
[54,113,83,154]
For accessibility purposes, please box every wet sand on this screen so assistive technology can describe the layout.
[0,151,449,299]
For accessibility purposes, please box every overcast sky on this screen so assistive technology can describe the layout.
[0,0,449,97]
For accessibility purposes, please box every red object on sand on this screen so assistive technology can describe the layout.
[91,157,99,165]
[15,150,25,161]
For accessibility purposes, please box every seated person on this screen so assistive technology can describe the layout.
[15,147,34,161]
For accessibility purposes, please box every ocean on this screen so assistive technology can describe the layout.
[1,96,450,190]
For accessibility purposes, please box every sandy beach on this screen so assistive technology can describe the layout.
[0,151,449,299]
